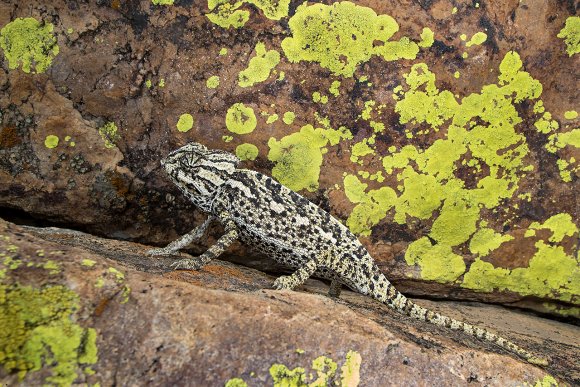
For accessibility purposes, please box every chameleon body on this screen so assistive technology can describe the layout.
[148,142,547,366]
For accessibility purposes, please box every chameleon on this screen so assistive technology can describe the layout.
[148,141,548,366]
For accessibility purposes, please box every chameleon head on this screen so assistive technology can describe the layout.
[161,142,240,200]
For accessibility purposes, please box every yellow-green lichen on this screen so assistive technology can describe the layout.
[557,16,580,56]
[238,42,280,88]
[344,175,396,236]
[556,159,572,182]
[269,364,306,386]
[206,75,220,89]
[225,378,248,387]
[207,1,250,29]
[534,112,559,134]
[312,92,328,104]
[0,283,98,385]
[369,121,384,133]
[226,103,257,134]
[546,128,580,152]
[176,113,194,133]
[283,111,295,125]
[246,0,290,19]
[544,127,579,182]
[564,110,578,119]
[528,213,578,243]
[44,135,59,149]
[340,350,361,387]
[152,0,174,4]
[265,350,361,387]
[94,278,104,289]
[345,52,554,290]
[268,123,351,192]
[430,197,479,246]
[145,79,152,88]
[219,47,228,55]
[350,139,375,164]
[462,214,579,302]
[42,260,61,275]
[81,259,96,267]
[469,228,514,256]
[98,122,120,148]
[329,81,341,97]
[405,237,466,283]
[223,135,234,142]
[526,375,559,387]
[310,356,337,386]
[360,100,375,121]
[3,255,22,270]
[281,2,422,77]
[158,78,165,87]
[108,266,125,282]
[465,32,487,47]
[0,17,59,74]
[207,0,290,29]
[235,143,259,161]
[266,113,279,124]
[120,285,131,304]
[418,27,434,48]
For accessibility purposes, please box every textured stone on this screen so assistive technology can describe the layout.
[1,218,576,386]
[0,1,578,317]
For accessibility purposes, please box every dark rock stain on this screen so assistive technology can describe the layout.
[478,16,499,54]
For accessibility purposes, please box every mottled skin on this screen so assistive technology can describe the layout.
[148,142,547,366]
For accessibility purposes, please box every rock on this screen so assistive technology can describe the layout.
[0,218,576,386]
[0,1,578,316]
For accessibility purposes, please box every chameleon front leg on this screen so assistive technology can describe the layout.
[171,212,238,270]
[147,216,215,256]
[273,251,331,290]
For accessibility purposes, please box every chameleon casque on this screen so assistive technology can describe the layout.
[148,141,547,366]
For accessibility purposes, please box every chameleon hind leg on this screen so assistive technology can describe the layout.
[147,216,215,256]
[172,213,238,270]
[273,251,334,291]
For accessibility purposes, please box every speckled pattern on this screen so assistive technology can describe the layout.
[149,142,547,366]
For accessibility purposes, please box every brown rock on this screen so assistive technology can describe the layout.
[0,0,577,315]
[0,218,576,386]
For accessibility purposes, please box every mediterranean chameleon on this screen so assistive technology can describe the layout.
[148,142,547,366]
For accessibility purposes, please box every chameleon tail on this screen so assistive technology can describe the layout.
[369,276,548,366]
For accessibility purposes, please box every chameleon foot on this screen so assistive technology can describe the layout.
[273,275,296,290]
[170,258,205,271]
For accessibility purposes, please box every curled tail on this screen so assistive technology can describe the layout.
[369,274,548,366]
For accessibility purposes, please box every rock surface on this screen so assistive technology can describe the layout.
[0,218,577,386]
[0,1,578,315]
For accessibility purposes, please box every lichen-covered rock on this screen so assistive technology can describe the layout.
[1,218,576,386]
[0,1,578,316]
